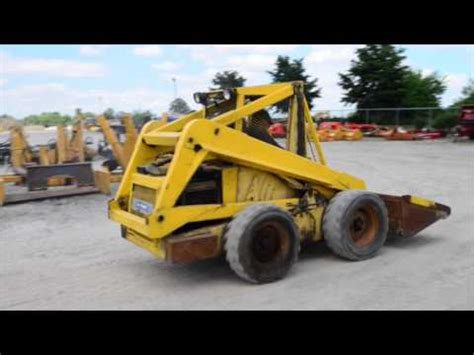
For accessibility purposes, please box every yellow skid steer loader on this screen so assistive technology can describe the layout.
[108,82,451,284]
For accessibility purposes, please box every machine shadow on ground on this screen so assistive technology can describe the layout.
[128,254,242,286]
[384,234,443,250]
[123,234,444,287]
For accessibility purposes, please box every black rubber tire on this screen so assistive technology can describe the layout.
[224,204,300,284]
[322,190,388,261]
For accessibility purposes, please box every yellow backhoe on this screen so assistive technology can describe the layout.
[108,82,451,283]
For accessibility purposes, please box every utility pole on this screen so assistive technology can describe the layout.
[98,96,103,115]
[172,77,177,99]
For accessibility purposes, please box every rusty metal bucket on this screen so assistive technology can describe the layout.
[379,194,451,238]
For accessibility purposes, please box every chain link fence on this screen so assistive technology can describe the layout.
[313,107,461,129]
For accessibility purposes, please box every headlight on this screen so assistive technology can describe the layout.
[193,92,204,105]
[223,88,234,101]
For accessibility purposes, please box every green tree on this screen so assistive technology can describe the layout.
[24,112,73,127]
[82,112,97,119]
[399,70,447,127]
[169,98,191,114]
[211,70,247,89]
[452,79,474,107]
[430,79,474,130]
[103,108,115,120]
[132,110,155,127]
[401,70,446,108]
[339,45,410,108]
[0,114,18,131]
[267,55,321,112]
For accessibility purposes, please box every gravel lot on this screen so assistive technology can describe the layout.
[1,137,473,310]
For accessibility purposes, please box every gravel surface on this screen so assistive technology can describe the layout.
[1,138,473,310]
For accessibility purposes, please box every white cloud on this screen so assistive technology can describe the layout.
[304,45,363,110]
[152,61,181,72]
[306,45,360,65]
[164,45,363,111]
[403,45,474,51]
[446,73,469,88]
[182,45,299,66]
[226,54,275,71]
[79,45,111,56]
[153,54,276,99]
[421,68,434,77]
[1,83,173,118]
[0,53,107,78]
[132,45,162,58]
[443,73,470,106]
[207,45,300,54]
[152,45,360,111]
[3,45,471,119]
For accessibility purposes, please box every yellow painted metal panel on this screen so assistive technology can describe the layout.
[410,195,436,208]
[303,97,327,165]
[222,167,238,204]
[287,95,298,155]
[145,198,301,239]
[236,167,296,202]
[155,109,205,134]
[236,83,290,96]
[0,179,5,206]
[109,201,149,236]
[143,132,181,146]
[131,173,164,190]
[126,229,165,259]
[180,119,365,192]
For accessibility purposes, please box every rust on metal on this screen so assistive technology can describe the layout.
[165,233,220,264]
[0,175,23,184]
[350,205,379,247]
[25,162,96,191]
[252,220,290,263]
[379,194,451,238]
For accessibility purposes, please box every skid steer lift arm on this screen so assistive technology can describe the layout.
[108,82,450,282]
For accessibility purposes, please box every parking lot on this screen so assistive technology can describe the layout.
[1,138,473,310]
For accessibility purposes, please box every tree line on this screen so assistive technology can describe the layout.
[168,45,473,129]
[3,45,473,129]
[206,45,473,128]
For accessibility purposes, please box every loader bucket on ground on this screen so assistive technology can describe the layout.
[379,194,451,238]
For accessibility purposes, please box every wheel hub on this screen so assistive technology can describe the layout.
[252,222,289,263]
[350,207,379,247]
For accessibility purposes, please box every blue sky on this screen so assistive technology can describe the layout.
[0,45,472,118]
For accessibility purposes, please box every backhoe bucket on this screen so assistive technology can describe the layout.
[379,194,451,238]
